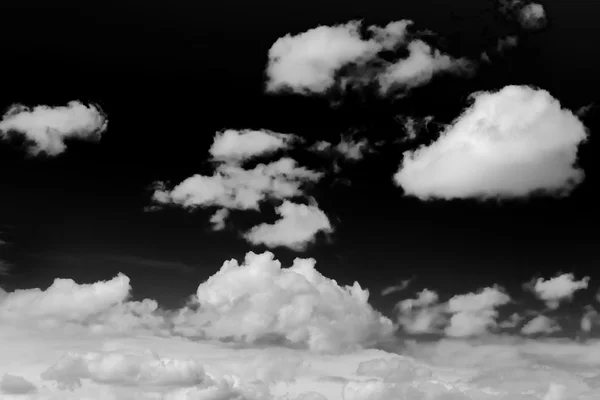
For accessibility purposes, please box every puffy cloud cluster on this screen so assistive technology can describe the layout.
[527,273,590,309]
[173,251,394,353]
[153,129,332,250]
[266,20,473,96]
[394,85,588,200]
[244,201,333,250]
[396,287,511,337]
[499,0,548,30]
[0,101,108,156]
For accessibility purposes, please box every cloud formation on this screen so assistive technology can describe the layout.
[266,20,473,96]
[0,101,108,156]
[499,0,548,30]
[209,129,298,163]
[175,251,394,353]
[527,273,590,309]
[394,85,588,200]
[521,315,561,335]
[244,201,333,250]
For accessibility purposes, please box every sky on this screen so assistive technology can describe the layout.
[1,0,600,399]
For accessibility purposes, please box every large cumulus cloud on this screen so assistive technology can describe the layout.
[394,85,588,200]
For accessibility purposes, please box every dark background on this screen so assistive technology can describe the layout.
[0,0,598,316]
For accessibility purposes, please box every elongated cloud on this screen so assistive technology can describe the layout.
[153,158,322,215]
[0,101,108,156]
[527,273,590,309]
[394,85,588,199]
[174,251,394,353]
[266,20,472,95]
[209,129,298,163]
[521,315,561,335]
[244,201,333,251]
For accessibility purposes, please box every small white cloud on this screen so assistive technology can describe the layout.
[379,40,474,94]
[528,273,590,309]
[521,315,561,335]
[0,101,108,156]
[244,201,333,251]
[175,251,394,353]
[581,306,597,333]
[445,286,511,337]
[396,289,445,334]
[209,129,297,163]
[209,208,230,231]
[394,85,588,199]
[266,21,382,94]
[499,0,547,30]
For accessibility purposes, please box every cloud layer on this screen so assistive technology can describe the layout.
[394,85,588,199]
[0,101,108,156]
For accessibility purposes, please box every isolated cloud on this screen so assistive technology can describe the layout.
[379,40,474,93]
[380,279,412,296]
[266,20,472,95]
[521,315,561,335]
[394,85,588,199]
[209,129,297,163]
[175,251,394,353]
[244,201,333,251]
[445,286,511,337]
[527,273,590,309]
[0,101,108,156]
[499,0,547,30]
[153,158,322,221]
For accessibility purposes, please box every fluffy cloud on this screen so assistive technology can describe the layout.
[396,289,445,334]
[521,315,561,335]
[445,286,511,337]
[0,274,130,323]
[527,273,590,309]
[209,129,298,163]
[0,101,108,156]
[499,0,548,30]
[153,158,322,223]
[266,20,472,95]
[244,201,333,251]
[394,85,588,199]
[174,251,394,353]
[379,40,474,93]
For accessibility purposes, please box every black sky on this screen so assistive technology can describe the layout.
[0,0,598,313]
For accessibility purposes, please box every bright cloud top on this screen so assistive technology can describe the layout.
[0,101,108,156]
[266,20,472,95]
[528,273,590,309]
[175,251,394,353]
[394,85,588,199]
[209,129,298,163]
[244,201,333,251]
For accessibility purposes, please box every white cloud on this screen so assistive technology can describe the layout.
[244,201,332,251]
[394,85,588,199]
[396,289,446,334]
[174,251,394,353]
[266,20,473,95]
[379,40,474,93]
[0,101,108,156]
[153,158,323,227]
[445,286,511,337]
[528,273,590,309]
[0,274,130,323]
[380,279,412,296]
[521,315,561,335]
[209,129,297,163]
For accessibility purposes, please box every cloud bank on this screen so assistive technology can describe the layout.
[394,85,588,200]
[0,101,108,156]
[266,20,473,96]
